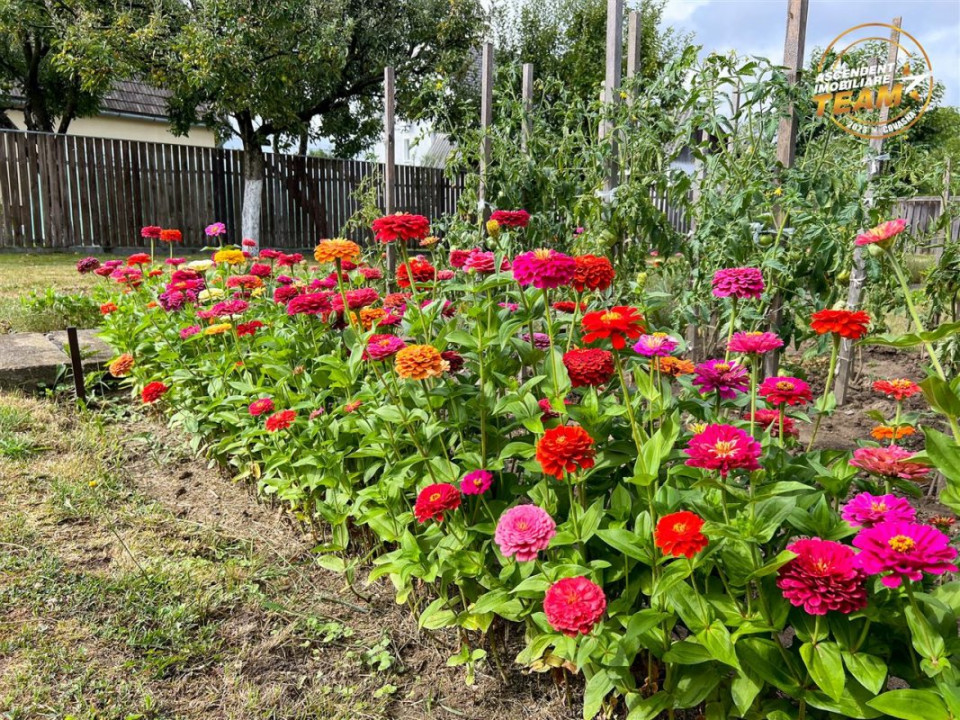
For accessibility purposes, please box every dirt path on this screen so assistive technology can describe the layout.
[0,394,576,720]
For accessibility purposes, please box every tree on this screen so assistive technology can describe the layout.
[0,0,163,132]
[157,0,485,245]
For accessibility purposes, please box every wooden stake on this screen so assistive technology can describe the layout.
[521,63,534,153]
[835,17,902,404]
[66,327,86,404]
[763,0,809,377]
[478,42,494,221]
[600,0,624,194]
[626,10,641,103]
[383,66,397,281]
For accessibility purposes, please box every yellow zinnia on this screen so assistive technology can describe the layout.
[204,323,232,336]
[213,248,246,265]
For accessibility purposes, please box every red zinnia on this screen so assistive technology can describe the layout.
[248,397,275,416]
[140,225,162,239]
[873,378,921,401]
[810,309,870,340]
[572,255,615,293]
[581,307,645,349]
[562,348,614,387]
[396,256,436,288]
[654,511,708,558]
[413,483,461,523]
[372,213,430,243]
[127,253,151,266]
[237,320,265,337]
[758,376,813,406]
[159,228,183,243]
[543,576,606,637]
[536,425,596,479]
[265,409,296,432]
[685,423,762,476]
[489,209,530,228]
[777,538,867,615]
[141,381,169,404]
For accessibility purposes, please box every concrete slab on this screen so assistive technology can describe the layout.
[0,330,114,389]
[47,329,113,367]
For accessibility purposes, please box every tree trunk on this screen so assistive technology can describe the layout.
[241,139,264,253]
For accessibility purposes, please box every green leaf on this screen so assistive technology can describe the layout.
[864,321,960,349]
[419,597,457,630]
[582,670,615,720]
[921,426,960,513]
[920,377,960,418]
[842,650,888,694]
[696,621,741,670]
[596,528,651,563]
[626,692,672,720]
[731,668,762,716]
[866,690,951,720]
[800,641,845,701]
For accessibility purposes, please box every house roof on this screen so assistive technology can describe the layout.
[100,80,172,120]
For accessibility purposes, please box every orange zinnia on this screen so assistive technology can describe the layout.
[314,238,361,264]
[581,306,645,349]
[810,309,870,340]
[108,353,135,377]
[359,307,387,330]
[536,425,596,479]
[655,356,696,376]
[871,425,915,441]
[395,344,448,380]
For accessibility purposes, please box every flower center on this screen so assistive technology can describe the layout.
[711,440,738,458]
[429,493,441,502]
[565,592,581,604]
[812,559,831,574]
[672,522,687,534]
[472,479,483,488]
[601,311,622,322]
[516,521,528,530]
[747,331,762,337]
[714,363,730,372]
[887,534,915,552]
[870,502,888,512]
[534,249,551,260]
[653,332,668,338]
[776,381,794,391]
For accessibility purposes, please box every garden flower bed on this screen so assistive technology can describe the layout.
[83,215,960,719]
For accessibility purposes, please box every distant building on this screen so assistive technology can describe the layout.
[366,120,452,168]
[6,80,216,147]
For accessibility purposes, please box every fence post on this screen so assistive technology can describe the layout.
[763,0,809,377]
[835,18,902,405]
[626,10,641,103]
[383,66,397,281]
[478,42,494,222]
[521,63,534,153]
[600,0,623,196]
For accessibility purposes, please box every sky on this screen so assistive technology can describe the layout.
[660,0,960,105]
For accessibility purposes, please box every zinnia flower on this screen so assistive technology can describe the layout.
[553,301,587,314]
[728,331,784,355]
[108,353,135,377]
[332,288,380,312]
[314,239,361,264]
[693,359,749,399]
[536,425,595,479]
[395,345,448,380]
[654,511,708,558]
[777,538,867,615]
[873,378,921,401]
[372,213,430,243]
[205,222,227,237]
[512,249,577,289]
[463,250,498,274]
[449,249,472,268]
[100,302,118,315]
[396,256,436,288]
[141,381,169,404]
[213,248,245,265]
[849,446,930,481]
[747,408,798,438]
[633,333,679,357]
[712,268,764,299]
[685,423,762,476]
[249,398,275,416]
[581,307,645,349]
[522,332,552,351]
[203,323,232,336]
[76,257,101,274]
[655,356,696,376]
[127,253,151,266]
[237,320,264,337]
[413,483,461,523]
[265,409,296,432]
[870,425,914,441]
[495,505,556,561]
[489,209,530,228]
[365,334,407,361]
[841,492,916,528]
[855,218,907,247]
[441,350,464,373]
[460,469,493,496]
[562,348,614,387]
[543,576,606,637]
[853,521,958,587]
[758,376,812,406]
[141,225,162,239]
[287,293,332,317]
[179,325,200,339]
[273,285,302,305]
[572,255,615,293]
[810,309,871,340]
[159,228,182,243]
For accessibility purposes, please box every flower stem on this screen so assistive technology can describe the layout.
[807,335,839,451]
[542,288,560,398]
[723,298,738,362]
[613,351,643,454]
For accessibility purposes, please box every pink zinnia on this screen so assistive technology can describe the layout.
[449,249,473,268]
[286,292,332,317]
[747,408,798,438]
[331,287,379,312]
[850,446,930,481]
[692,359,749,399]
[512,249,576,289]
[180,325,200,339]
[685,423,761,476]
[249,398,275,416]
[712,268,765,299]
[728,331,784,355]
[855,218,907,247]
[495,505,556,561]
[853,521,958,587]
[205,222,227,237]
[460,469,493,496]
[364,334,407,361]
[543,576,606,637]
[633,333,679,357]
[463,250,498,274]
[758,376,812,406]
[359,267,383,280]
[777,538,867,615]
[841,492,916,528]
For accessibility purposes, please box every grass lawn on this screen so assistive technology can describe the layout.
[0,253,100,334]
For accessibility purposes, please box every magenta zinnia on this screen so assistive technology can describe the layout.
[633,333,679,357]
[364,334,407,361]
[692,359,749,399]
[511,249,576,289]
[777,538,867,615]
[841,492,916,528]
[495,505,556,562]
[758,376,812,406]
[460,469,493,496]
[712,267,765,299]
[685,423,761,476]
[849,446,930,482]
[727,331,784,355]
[853,521,958,587]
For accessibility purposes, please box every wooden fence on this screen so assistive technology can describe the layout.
[895,195,960,257]
[0,130,466,250]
